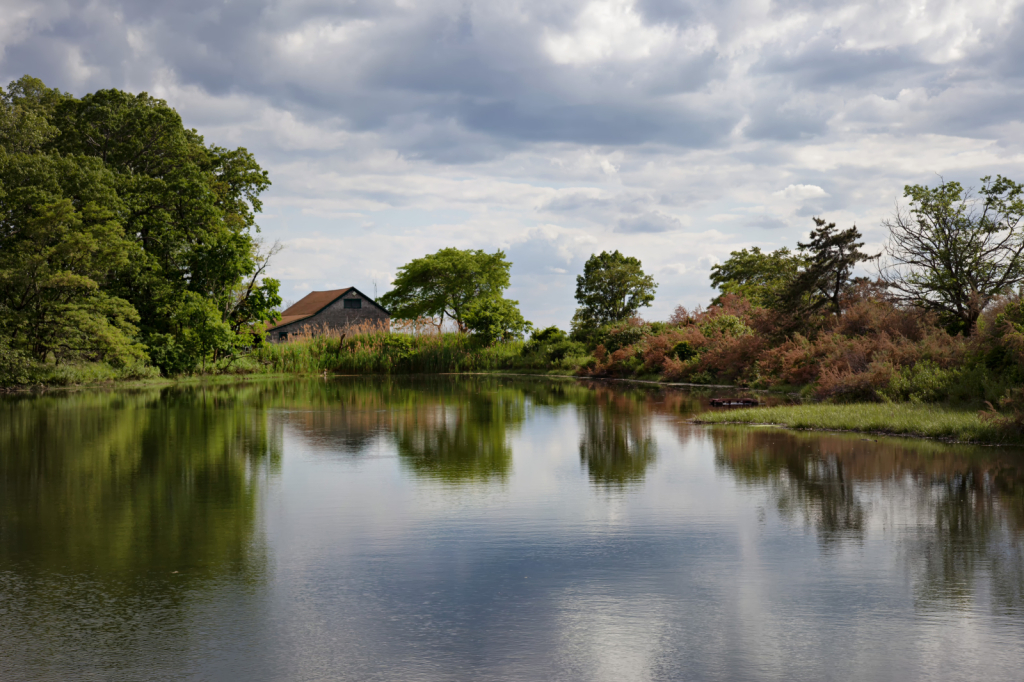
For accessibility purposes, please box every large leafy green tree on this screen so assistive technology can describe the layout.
[709,246,805,309]
[0,75,282,376]
[380,248,512,332]
[880,176,1024,334]
[45,86,279,363]
[572,250,657,333]
[0,135,142,366]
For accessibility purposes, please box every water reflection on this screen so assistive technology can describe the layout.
[0,385,280,678]
[711,427,1024,612]
[393,385,528,482]
[4,378,1024,681]
[578,387,657,486]
[274,377,626,483]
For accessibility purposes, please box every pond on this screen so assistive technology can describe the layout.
[1,377,1023,681]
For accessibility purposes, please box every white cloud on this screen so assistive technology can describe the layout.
[773,184,829,200]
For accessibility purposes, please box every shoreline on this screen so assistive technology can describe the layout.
[6,372,1016,448]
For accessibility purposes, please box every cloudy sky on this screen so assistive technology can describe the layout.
[3,0,1024,325]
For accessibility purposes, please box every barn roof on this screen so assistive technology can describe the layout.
[267,287,389,332]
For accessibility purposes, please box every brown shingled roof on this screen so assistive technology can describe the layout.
[267,288,351,331]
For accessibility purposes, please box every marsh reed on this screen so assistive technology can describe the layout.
[255,320,526,375]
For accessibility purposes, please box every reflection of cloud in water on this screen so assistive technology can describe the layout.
[553,588,673,682]
[711,427,1024,613]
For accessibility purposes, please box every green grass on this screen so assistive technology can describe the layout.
[252,332,589,376]
[693,402,1020,444]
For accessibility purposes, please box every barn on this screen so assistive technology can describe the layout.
[267,288,390,342]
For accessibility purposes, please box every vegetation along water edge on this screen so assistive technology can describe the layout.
[6,75,1024,443]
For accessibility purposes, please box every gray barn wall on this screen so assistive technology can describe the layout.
[269,290,389,342]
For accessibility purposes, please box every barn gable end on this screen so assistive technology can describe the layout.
[267,287,390,342]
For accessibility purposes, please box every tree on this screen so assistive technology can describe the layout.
[0,76,65,155]
[879,176,1024,334]
[0,76,282,376]
[44,83,278,370]
[709,247,805,309]
[572,250,656,334]
[463,296,533,345]
[0,151,142,366]
[785,217,875,315]
[379,248,512,332]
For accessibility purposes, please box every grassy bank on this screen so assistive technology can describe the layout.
[692,402,1020,444]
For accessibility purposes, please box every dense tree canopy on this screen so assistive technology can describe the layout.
[0,75,280,376]
[572,250,657,334]
[380,248,513,332]
[463,295,533,345]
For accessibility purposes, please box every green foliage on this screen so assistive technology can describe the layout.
[672,341,698,361]
[0,76,281,382]
[463,295,533,345]
[148,292,236,375]
[695,402,1015,444]
[593,319,652,353]
[379,248,512,331]
[0,76,65,154]
[786,217,875,315]
[881,176,1024,334]
[0,152,143,366]
[572,250,657,335]
[710,247,805,309]
[522,327,587,365]
[697,314,752,338]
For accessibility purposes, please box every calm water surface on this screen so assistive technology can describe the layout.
[2,377,1023,681]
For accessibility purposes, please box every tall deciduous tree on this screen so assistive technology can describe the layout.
[379,248,512,331]
[572,250,657,334]
[0,152,142,365]
[0,75,281,376]
[46,83,278,368]
[879,176,1024,334]
[709,247,806,309]
[786,217,875,315]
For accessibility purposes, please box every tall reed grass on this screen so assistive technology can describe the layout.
[253,321,530,375]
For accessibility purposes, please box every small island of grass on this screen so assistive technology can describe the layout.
[691,402,1019,445]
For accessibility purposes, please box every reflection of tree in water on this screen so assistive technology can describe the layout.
[578,387,657,486]
[714,429,865,543]
[712,427,1024,612]
[0,385,280,671]
[393,384,527,482]
[274,376,607,482]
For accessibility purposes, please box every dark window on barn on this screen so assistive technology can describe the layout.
[344,298,362,309]
[280,332,288,340]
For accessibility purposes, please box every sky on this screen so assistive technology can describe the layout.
[3,0,1024,327]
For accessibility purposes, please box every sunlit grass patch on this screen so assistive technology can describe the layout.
[693,402,1019,444]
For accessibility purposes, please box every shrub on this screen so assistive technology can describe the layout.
[672,341,698,361]
[593,318,651,353]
